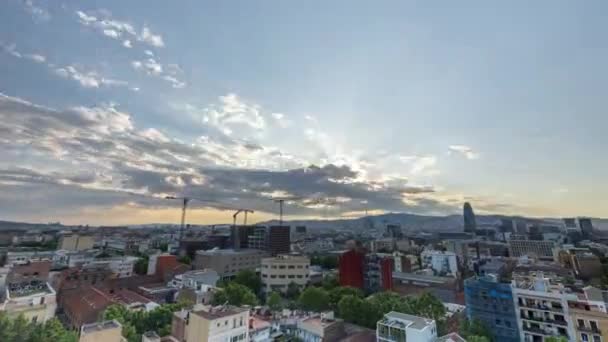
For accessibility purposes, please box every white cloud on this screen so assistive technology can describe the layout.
[1,43,22,58]
[271,113,291,128]
[54,65,130,89]
[140,26,164,47]
[162,75,186,89]
[399,155,440,176]
[24,54,46,63]
[144,50,154,57]
[24,0,51,21]
[75,10,164,48]
[448,145,479,160]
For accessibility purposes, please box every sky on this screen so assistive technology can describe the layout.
[1,0,607,225]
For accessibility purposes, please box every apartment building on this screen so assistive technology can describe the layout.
[376,311,437,342]
[512,273,577,341]
[59,233,95,251]
[260,255,310,293]
[79,320,124,342]
[568,287,608,342]
[194,249,267,280]
[508,239,557,261]
[296,312,346,342]
[185,306,249,342]
[464,275,520,342]
[0,280,57,322]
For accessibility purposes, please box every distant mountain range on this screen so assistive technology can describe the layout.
[1,213,608,232]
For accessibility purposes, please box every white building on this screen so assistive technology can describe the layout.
[6,251,55,266]
[0,281,57,322]
[512,273,577,341]
[420,250,458,277]
[296,312,346,342]
[87,257,138,278]
[185,306,249,342]
[169,269,220,290]
[260,255,310,293]
[79,320,124,342]
[376,311,437,342]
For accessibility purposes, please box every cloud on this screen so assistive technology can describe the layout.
[75,10,164,48]
[399,155,439,176]
[54,65,130,89]
[448,145,479,160]
[1,43,46,64]
[23,0,51,21]
[0,93,455,221]
[140,26,164,47]
[24,53,46,63]
[271,113,291,128]
[131,58,186,88]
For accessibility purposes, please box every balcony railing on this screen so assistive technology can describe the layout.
[578,325,601,334]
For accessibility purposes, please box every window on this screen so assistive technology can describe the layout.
[593,336,601,342]
[495,319,501,326]
[582,333,589,342]
[591,321,599,331]
[297,275,303,278]
[579,319,586,328]
[505,321,511,328]
[279,265,286,269]
[288,265,295,269]
[288,275,295,279]
[270,275,277,279]
[279,275,286,279]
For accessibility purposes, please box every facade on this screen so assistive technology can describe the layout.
[267,226,290,256]
[296,312,346,342]
[91,257,138,278]
[569,300,608,342]
[370,238,396,253]
[247,226,268,250]
[260,255,310,293]
[194,249,267,280]
[338,249,365,289]
[6,250,55,266]
[79,320,124,342]
[231,225,254,250]
[59,234,95,251]
[463,202,477,233]
[0,281,57,322]
[421,250,459,277]
[364,254,393,292]
[464,276,520,342]
[512,274,577,341]
[185,306,249,342]
[376,311,437,342]
[169,269,219,290]
[508,239,557,261]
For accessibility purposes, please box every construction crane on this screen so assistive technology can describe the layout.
[165,196,227,246]
[270,196,301,226]
[232,208,254,226]
[232,208,254,250]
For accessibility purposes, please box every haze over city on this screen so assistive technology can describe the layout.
[2,1,608,225]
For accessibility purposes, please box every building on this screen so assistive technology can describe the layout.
[376,311,437,342]
[247,226,268,250]
[249,316,272,342]
[0,280,57,322]
[392,272,462,305]
[579,218,595,239]
[568,287,608,342]
[338,249,365,289]
[364,254,393,293]
[260,255,310,293]
[194,249,267,280]
[463,202,477,233]
[370,238,396,253]
[561,249,603,280]
[386,224,403,239]
[512,273,577,341]
[464,276,520,342]
[168,269,219,290]
[184,306,249,342]
[5,250,55,266]
[420,250,459,277]
[79,320,124,342]
[268,226,290,256]
[508,239,556,261]
[296,312,346,342]
[59,233,95,251]
[141,331,161,342]
[92,256,138,278]
[231,225,255,250]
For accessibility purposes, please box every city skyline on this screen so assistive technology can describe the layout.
[1,1,608,225]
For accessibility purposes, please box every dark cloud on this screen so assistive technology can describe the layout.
[0,93,452,220]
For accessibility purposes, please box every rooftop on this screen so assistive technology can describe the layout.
[436,333,467,342]
[381,311,434,330]
[81,320,122,335]
[193,306,248,320]
[196,248,264,256]
[392,271,452,284]
[8,281,53,298]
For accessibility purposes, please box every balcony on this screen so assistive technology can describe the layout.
[519,302,564,313]
[578,325,601,334]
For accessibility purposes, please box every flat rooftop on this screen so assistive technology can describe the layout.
[8,281,53,298]
[382,311,434,330]
[392,271,452,284]
[81,320,121,334]
[193,306,248,320]
[196,248,264,255]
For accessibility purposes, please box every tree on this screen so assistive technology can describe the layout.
[329,286,363,310]
[0,314,77,342]
[178,255,192,265]
[267,291,283,312]
[468,336,491,342]
[286,282,301,300]
[233,269,262,295]
[338,295,380,328]
[299,287,330,312]
[212,283,259,306]
[134,256,148,275]
[545,337,568,342]
[321,275,339,291]
[460,319,493,341]
[103,303,189,342]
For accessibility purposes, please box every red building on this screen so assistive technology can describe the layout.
[379,257,393,291]
[338,249,365,289]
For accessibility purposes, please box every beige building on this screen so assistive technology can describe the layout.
[194,249,267,280]
[59,234,95,251]
[79,320,125,342]
[185,306,249,342]
[569,287,608,342]
[261,255,310,293]
[0,281,57,322]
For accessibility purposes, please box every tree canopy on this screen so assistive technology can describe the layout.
[0,313,78,342]
[212,283,259,307]
[103,302,188,342]
[459,319,493,341]
[266,291,283,312]
[233,269,263,295]
[298,287,330,312]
